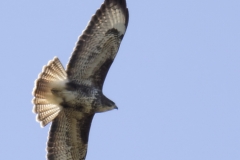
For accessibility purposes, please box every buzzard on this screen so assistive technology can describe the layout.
[32,0,129,159]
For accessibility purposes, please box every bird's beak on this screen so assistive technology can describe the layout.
[114,105,118,110]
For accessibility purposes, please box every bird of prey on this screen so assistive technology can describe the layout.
[32,0,129,159]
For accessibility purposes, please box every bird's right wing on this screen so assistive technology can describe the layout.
[47,110,94,160]
[66,0,129,90]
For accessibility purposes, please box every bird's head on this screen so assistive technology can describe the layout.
[94,94,118,113]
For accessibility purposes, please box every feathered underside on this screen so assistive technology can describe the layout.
[66,0,129,89]
[32,0,129,160]
[32,57,95,160]
[47,111,94,160]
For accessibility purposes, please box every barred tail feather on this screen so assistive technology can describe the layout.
[32,57,68,127]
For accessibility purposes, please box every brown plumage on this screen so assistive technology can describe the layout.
[32,0,129,159]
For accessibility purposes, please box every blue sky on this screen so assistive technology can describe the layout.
[1,0,240,159]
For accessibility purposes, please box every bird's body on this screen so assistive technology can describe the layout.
[32,0,129,159]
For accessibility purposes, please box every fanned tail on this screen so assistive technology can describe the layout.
[32,57,68,127]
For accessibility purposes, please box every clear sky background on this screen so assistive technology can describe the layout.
[1,0,239,159]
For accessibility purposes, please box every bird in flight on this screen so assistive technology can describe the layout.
[32,0,129,159]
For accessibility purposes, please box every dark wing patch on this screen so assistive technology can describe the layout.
[66,0,129,89]
[80,114,94,144]
[91,58,113,89]
[47,110,94,160]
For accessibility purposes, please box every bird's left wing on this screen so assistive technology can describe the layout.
[66,0,129,89]
[47,110,94,160]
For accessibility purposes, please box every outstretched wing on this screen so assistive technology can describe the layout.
[47,110,94,160]
[66,0,129,89]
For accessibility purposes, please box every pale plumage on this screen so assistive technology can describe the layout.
[32,0,129,160]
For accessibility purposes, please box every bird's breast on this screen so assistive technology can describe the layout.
[60,84,100,114]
